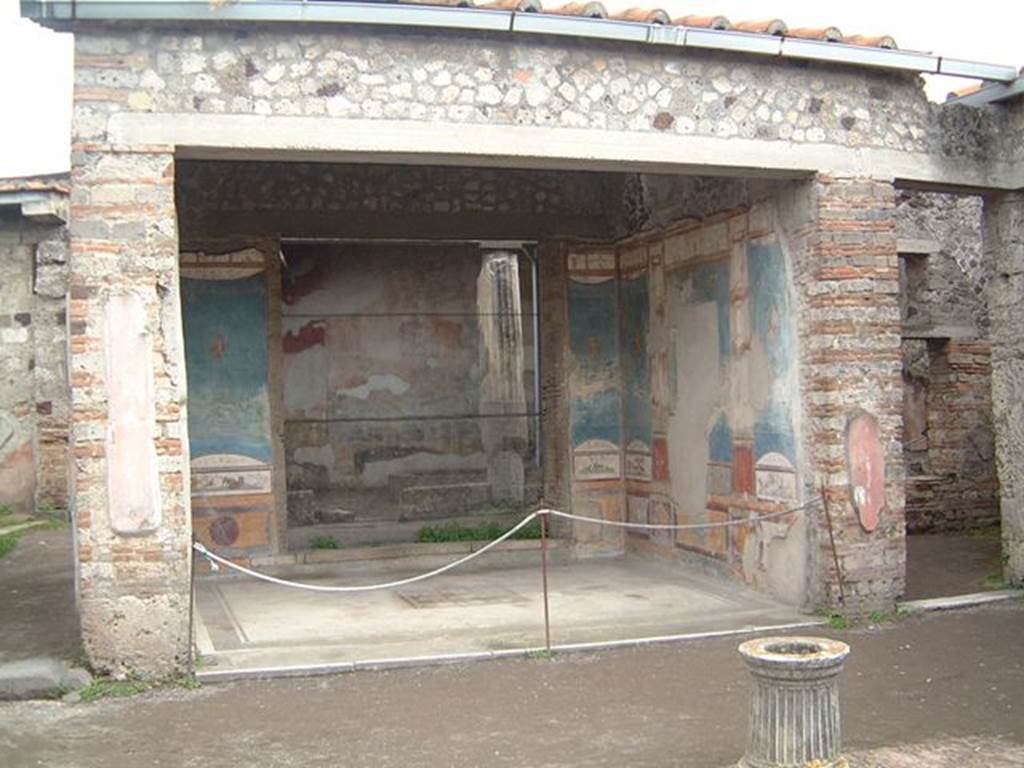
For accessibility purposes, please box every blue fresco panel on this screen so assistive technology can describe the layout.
[621,273,652,447]
[568,277,622,448]
[183,274,272,462]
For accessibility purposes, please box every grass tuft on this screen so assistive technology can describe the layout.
[825,613,849,631]
[77,673,200,703]
[78,678,151,702]
[416,519,542,544]
[865,609,911,625]
[309,535,340,550]
[0,534,16,560]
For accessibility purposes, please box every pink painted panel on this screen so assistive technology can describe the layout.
[846,410,886,533]
[104,294,162,534]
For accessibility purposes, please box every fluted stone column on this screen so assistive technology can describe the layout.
[737,637,851,768]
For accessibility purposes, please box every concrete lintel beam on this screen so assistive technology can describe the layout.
[107,113,1024,192]
[900,323,980,340]
[0,191,68,225]
[897,238,941,255]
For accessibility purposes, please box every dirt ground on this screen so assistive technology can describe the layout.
[1,601,1021,768]
[0,528,79,663]
[904,531,1004,600]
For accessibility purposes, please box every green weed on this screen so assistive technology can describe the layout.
[66,645,93,672]
[983,570,1009,590]
[866,609,910,625]
[37,501,68,523]
[78,673,199,703]
[78,678,151,702]
[416,519,542,543]
[825,613,849,631]
[309,535,340,550]
[525,649,554,661]
[0,534,16,560]
[0,514,67,561]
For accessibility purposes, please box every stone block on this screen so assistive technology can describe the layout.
[0,658,92,701]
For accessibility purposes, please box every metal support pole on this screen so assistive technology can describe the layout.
[820,481,846,609]
[539,510,551,653]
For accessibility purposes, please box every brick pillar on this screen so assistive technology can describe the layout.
[984,191,1024,586]
[795,176,905,614]
[69,145,192,676]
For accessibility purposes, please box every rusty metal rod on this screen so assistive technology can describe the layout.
[540,510,552,653]
[820,480,846,608]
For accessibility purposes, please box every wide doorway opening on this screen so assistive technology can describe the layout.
[896,190,1004,601]
[178,159,816,677]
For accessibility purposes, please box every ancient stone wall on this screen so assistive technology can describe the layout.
[68,145,192,676]
[176,160,613,241]
[897,192,988,330]
[0,209,69,515]
[788,176,905,614]
[68,22,1021,181]
[896,192,998,532]
[64,19,1004,668]
[985,191,1024,586]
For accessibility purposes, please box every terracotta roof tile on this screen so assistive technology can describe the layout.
[842,34,897,50]
[786,26,844,43]
[480,0,542,10]
[0,174,70,195]
[730,19,788,36]
[405,2,900,49]
[610,7,670,24]
[547,1,608,18]
[947,83,984,101]
[672,14,730,30]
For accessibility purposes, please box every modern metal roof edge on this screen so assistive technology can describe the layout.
[19,0,1020,85]
[945,76,1024,107]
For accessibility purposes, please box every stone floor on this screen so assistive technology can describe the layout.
[194,554,814,678]
[0,528,78,664]
[904,531,1004,600]
[2,602,1022,768]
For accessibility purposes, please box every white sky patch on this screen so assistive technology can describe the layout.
[0,0,1021,177]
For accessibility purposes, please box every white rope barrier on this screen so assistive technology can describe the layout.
[193,499,818,592]
[193,511,539,593]
[545,498,820,531]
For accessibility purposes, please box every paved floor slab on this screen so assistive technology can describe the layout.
[195,555,813,675]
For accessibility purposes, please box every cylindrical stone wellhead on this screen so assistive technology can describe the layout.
[737,636,851,768]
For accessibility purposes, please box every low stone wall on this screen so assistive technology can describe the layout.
[0,205,69,515]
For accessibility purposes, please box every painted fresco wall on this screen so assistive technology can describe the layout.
[281,243,539,523]
[565,202,809,604]
[566,248,625,549]
[655,207,806,603]
[182,249,275,552]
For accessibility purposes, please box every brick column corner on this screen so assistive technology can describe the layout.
[794,175,906,615]
[69,144,192,677]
